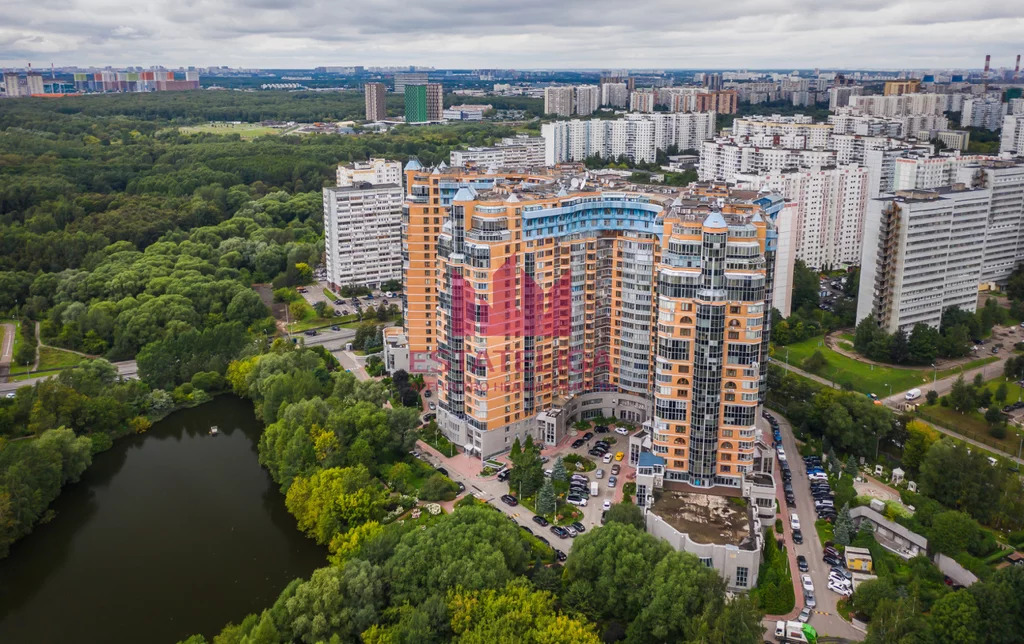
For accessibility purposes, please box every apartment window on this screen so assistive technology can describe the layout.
[735,566,748,588]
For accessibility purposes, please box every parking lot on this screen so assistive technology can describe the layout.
[769,411,864,641]
[300,280,402,318]
[415,422,639,554]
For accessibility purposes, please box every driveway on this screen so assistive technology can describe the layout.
[769,412,863,641]
[413,426,635,553]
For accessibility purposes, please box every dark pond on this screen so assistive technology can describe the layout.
[0,395,325,643]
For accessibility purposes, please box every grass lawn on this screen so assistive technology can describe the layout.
[775,335,999,396]
[5,320,30,375]
[179,122,282,140]
[815,518,835,545]
[916,404,1022,454]
[322,288,340,303]
[287,314,360,332]
[419,427,459,457]
[11,346,88,380]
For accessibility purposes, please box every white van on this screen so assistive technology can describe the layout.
[591,482,599,497]
[905,388,922,401]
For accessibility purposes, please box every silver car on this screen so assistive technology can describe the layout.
[608,475,617,488]
[595,468,605,479]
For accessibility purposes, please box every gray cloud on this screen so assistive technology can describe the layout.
[0,0,1021,69]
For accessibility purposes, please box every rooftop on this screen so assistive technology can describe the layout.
[650,491,756,550]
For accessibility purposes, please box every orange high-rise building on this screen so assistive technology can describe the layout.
[402,165,783,495]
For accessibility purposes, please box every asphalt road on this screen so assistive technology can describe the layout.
[0,359,138,394]
[771,412,863,641]
[0,322,14,382]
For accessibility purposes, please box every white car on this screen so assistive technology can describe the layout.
[602,453,613,464]
[614,427,630,436]
[808,472,828,481]
[828,573,852,588]
[567,495,588,507]
[602,499,612,511]
[802,574,814,592]
[828,581,853,596]
[776,446,786,459]
[791,514,801,531]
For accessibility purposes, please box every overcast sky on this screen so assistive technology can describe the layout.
[1,0,1022,70]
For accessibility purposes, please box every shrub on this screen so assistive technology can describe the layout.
[419,473,458,501]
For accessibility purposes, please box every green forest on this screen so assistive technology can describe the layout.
[0,92,521,557]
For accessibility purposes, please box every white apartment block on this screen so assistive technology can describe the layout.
[698,138,836,184]
[575,85,600,116]
[857,186,991,333]
[961,97,1007,131]
[601,82,629,108]
[828,86,864,110]
[323,181,404,288]
[955,160,1024,285]
[829,112,902,138]
[450,135,546,169]
[892,153,995,191]
[736,165,869,271]
[849,93,948,117]
[732,115,832,149]
[336,158,402,187]
[543,112,715,165]
[630,90,656,113]
[544,86,574,117]
[1000,115,1024,156]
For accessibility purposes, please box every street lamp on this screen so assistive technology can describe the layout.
[885,382,891,397]
[931,363,936,383]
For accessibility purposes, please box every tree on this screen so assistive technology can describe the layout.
[833,503,854,546]
[929,590,980,644]
[852,577,901,619]
[948,375,975,412]
[926,390,938,405]
[890,328,910,364]
[284,465,386,544]
[420,473,458,502]
[844,455,859,477]
[986,405,1005,428]
[447,578,600,644]
[802,350,828,373]
[626,550,743,644]
[995,381,1009,404]
[508,436,543,498]
[562,522,673,622]
[790,260,820,312]
[274,560,386,644]
[385,505,532,604]
[605,502,646,530]
[929,510,978,556]
[552,456,568,482]
[901,421,937,474]
[535,479,556,517]
[908,323,940,364]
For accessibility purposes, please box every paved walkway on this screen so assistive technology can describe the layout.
[0,322,13,383]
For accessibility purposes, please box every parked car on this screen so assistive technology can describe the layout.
[611,464,620,475]
[424,390,431,398]
[428,402,436,410]
[571,521,586,533]
[602,500,612,511]
[533,515,549,527]
[603,453,613,464]
[571,439,586,449]
[823,555,843,567]
[798,607,812,623]
[595,468,605,479]
[497,469,512,482]
[614,451,624,461]
[550,525,570,539]
[831,566,852,580]
[797,555,808,572]
[804,591,816,608]
[500,494,518,506]
[615,427,630,436]
[567,495,587,507]
[436,467,449,477]
[582,432,594,441]
[793,529,803,544]
[565,525,578,537]
[331,325,340,331]
[802,575,814,592]
[607,475,617,488]
[594,425,609,433]
[537,536,550,546]
[554,549,567,562]
[828,581,853,597]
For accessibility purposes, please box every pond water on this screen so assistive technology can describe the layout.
[0,395,325,643]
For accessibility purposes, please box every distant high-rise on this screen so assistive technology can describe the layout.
[25,73,44,95]
[3,72,20,97]
[394,72,428,94]
[544,86,574,117]
[365,82,387,121]
[405,85,428,122]
[574,85,600,116]
[426,83,443,121]
[703,72,723,91]
[601,82,628,108]
[883,79,921,96]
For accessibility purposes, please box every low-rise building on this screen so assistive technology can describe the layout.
[848,505,928,558]
[382,327,410,373]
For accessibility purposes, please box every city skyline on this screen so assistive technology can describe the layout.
[1,0,1022,69]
